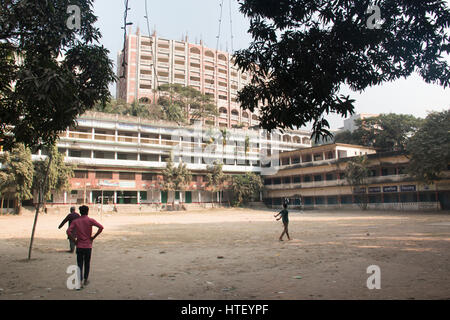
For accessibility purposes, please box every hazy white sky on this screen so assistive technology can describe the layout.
[93,0,449,130]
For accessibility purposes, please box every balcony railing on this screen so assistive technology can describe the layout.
[94,133,115,142]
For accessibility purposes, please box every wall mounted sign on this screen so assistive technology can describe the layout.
[400,185,416,192]
[383,186,398,192]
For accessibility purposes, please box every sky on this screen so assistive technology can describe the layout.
[93,0,450,130]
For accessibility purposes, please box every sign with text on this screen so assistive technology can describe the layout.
[368,186,381,193]
[383,186,398,193]
[400,185,416,192]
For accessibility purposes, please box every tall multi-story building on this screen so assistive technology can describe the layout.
[116,29,260,128]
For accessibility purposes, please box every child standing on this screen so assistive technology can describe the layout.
[274,202,291,241]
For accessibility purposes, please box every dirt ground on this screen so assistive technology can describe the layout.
[0,208,449,300]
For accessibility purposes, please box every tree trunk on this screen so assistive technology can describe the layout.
[1,197,3,214]
[7,194,10,214]
[28,153,53,260]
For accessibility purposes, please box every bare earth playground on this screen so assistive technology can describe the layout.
[0,208,449,300]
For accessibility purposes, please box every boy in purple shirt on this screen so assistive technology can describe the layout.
[58,207,80,253]
[67,205,104,287]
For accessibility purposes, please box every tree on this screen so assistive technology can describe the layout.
[333,130,360,145]
[189,94,219,123]
[93,99,128,114]
[407,110,450,183]
[33,144,75,209]
[352,114,423,151]
[234,0,450,139]
[161,157,192,207]
[333,114,423,151]
[229,173,263,207]
[345,156,371,210]
[1,0,116,151]
[205,161,228,205]
[0,144,34,214]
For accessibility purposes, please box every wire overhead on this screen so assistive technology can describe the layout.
[144,0,159,89]
[120,0,132,79]
[216,0,225,51]
[229,0,234,53]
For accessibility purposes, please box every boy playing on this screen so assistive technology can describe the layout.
[274,202,291,241]
[67,205,104,288]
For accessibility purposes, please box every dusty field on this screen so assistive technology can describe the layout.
[0,208,449,300]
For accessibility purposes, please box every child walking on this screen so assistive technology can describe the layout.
[274,202,291,241]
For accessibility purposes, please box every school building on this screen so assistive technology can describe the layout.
[263,144,450,210]
[27,111,311,208]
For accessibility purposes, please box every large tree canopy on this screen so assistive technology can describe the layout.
[0,0,116,151]
[407,110,450,183]
[334,113,423,151]
[234,0,450,138]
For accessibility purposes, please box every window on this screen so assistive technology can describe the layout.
[303,175,312,182]
[293,176,301,183]
[142,173,157,181]
[119,172,135,180]
[96,171,113,179]
[282,177,291,184]
[140,154,159,162]
[74,171,87,179]
[314,175,323,182]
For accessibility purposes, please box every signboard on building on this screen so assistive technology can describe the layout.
[99,180,119,187]
[383,186,398,193]
[119,181,136,188]
[400,185,416,192]
[368,186,381,193]
[353,187,366,194]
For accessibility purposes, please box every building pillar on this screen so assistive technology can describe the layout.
[64,192,67,205]
[91,127,95,140]
[114,191,117,204]
[91,150,94,159]
[137,191,141,204]
[89,191,93,204]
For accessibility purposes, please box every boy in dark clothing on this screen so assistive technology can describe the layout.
[274,202,291,241]
[58,207,80,253]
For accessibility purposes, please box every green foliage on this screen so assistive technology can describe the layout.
[345,156,370,210]
[0,144,34,213]
[407,110,450,184]
[93,99,165,121]
[206,161,228,194]
[353,114,423,151]
[333,130,360,145]
[0,0,116,151]
[333,113,423,151]
[234,0,450,139]
[229,173,263,207]
[161,157,192,192]
[33,144,74,201]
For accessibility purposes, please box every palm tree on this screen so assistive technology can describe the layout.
[206,161,228,206]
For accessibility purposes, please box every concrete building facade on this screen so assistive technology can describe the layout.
[263,144,450,211]
[117,29,260,129]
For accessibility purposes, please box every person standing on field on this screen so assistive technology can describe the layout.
[58,206,80,253]
[67,205,104,288]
